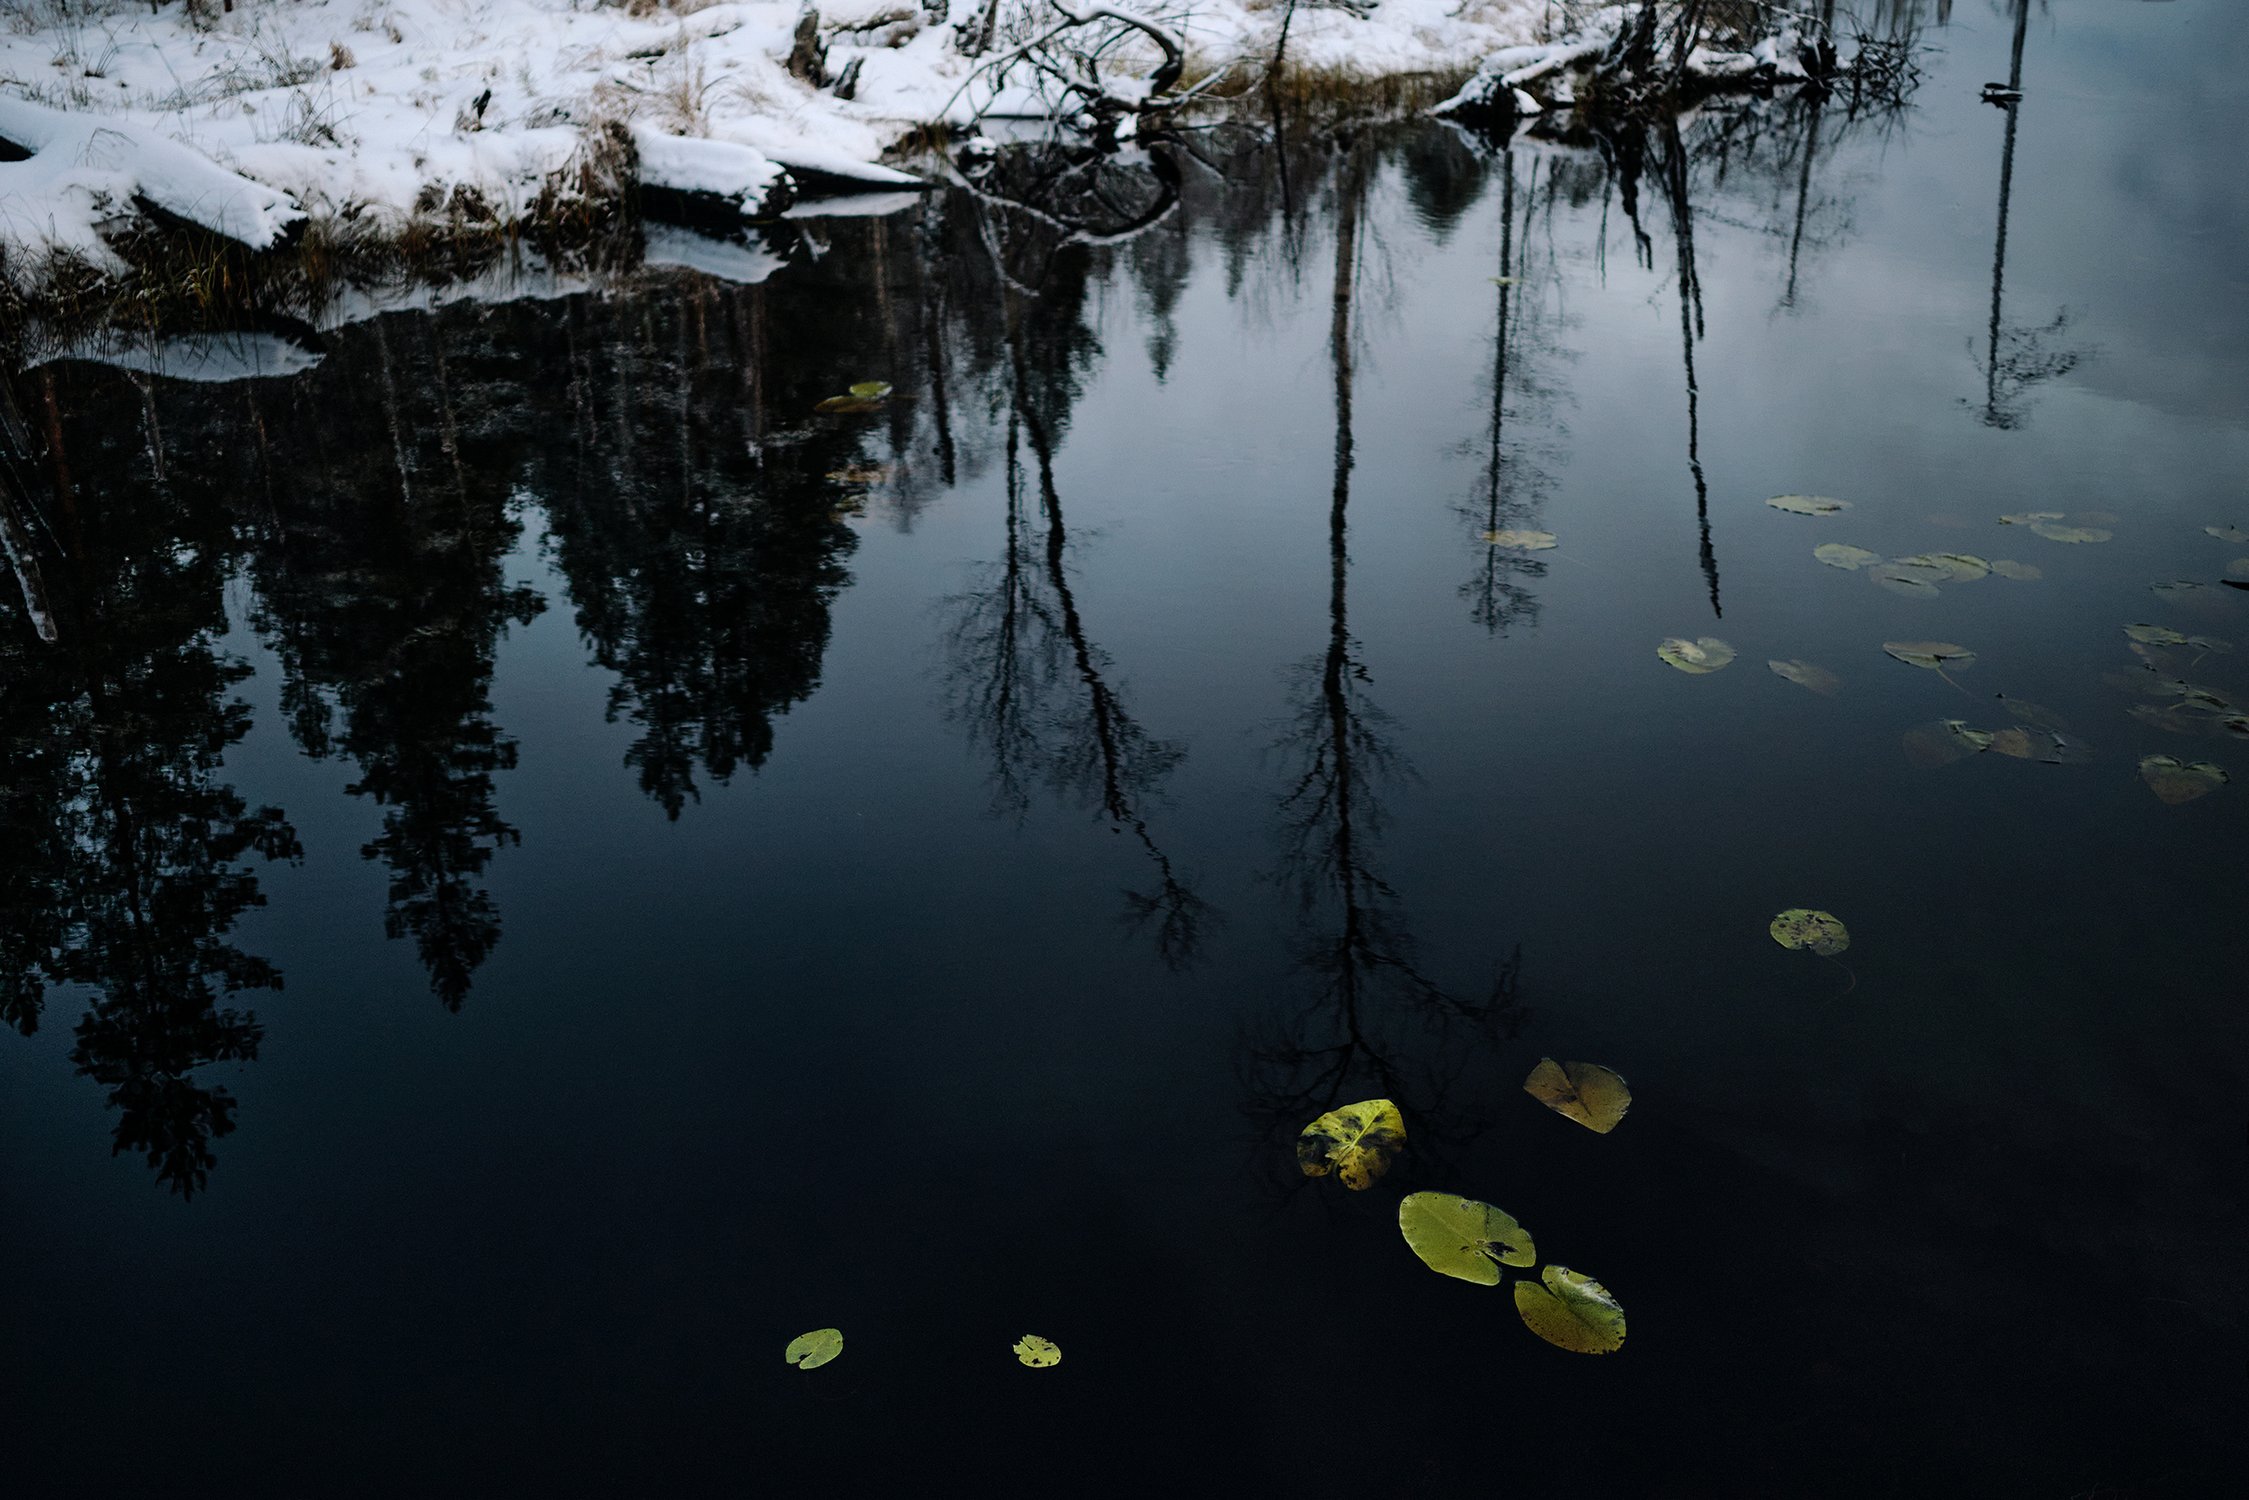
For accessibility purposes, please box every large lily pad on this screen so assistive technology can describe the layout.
[2029,521,2111,543]
[1481,529,1557,550]
[2139,756,2228,805]
[1902,719,1995,767]
[1296,1099,1405,1190]
[1770,908,1850,956]
[1814,543,1883,571]
[1524,1059,1631,1134]
[1768,659,1841,696]
[1397,1192,1536,1286]
[1768,495,1851,516]
[1513,1266,1626,1355]
[1883,641,1976,672]
[785,1329,844,1370]
[1658,637,1736,674]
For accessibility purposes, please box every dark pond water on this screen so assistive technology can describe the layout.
[5,4,2247,1494]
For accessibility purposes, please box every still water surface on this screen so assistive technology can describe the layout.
[4,3,2246,1493]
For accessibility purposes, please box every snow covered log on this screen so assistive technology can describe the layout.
[0,96,303,266]
[629,126,797,225]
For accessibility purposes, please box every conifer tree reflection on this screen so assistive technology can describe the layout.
[0,375,295,1194]
[242,320,541,1009]
[1249,145,1523,1173]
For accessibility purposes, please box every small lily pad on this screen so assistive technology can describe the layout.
[2125,624,2189,647]
[1514,1266,1626,1355]
[1296,1099,1405,1190]
[1768,659,1840,696]
[2206,525,2249,544]
[1869,565,1943,597]
[1013,1334,1062,1367]
[1896,552,1991,582]
[1771,908,1849,955]
[1658,637,1736,674]
[1883,641,1976,672]
[1998,511,2064,526]
[1768,495,1851,516]
[1480,529,1557,550]
[2150,581,2206,600]
[2028,522,2111,543]
[849,380,893,399]
[1397,1192,1536,1285]
[1814,543,1883,571]
[1523,1059,1632,1134]
[1903,719,1994,766]
[2138,755,2228,805]
[1990,559,2042,580]
[785,1329,844,1370]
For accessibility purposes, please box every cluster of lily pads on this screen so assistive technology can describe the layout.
[781,1327,1062,1374]
[1295,1064,1633,1356]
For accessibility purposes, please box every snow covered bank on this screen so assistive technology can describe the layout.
[0,0,1556,298]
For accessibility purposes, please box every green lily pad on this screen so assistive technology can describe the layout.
[1768,495,1851,516]
[1768,659,1840,696]
[1883,641,1976,672]
[1869,564,1943,597]
[849,380,893,399]
[1514,1266,1626,1355]
[1480,529,1557,550]
[1770,908,1850,956]
[1012,1334,1062,1368]
[2029,522,2111,543]
[1895,552,1991,582]
[2139,755,2228,805]
[1523,1059,1632,1134]
[1658,637,1736,674]
[2125,624,2189,646]
[1814,543,1883,571]
[785,1328,844,1370]
[1990,559,2042,580]
[1903,719,1994,767]
[1397,1192,1535,1286]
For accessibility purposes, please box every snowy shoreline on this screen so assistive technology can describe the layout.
[0,0,1552,296]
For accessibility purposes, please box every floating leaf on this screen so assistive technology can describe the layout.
[2125,624,2189,647]
[1397,1192,1535,1286]
[1869,565,1942,598]
[1770,908,1849,956]
[815,395,883,414]
[2150,581,2206,600]
[1657,637,1736,674]
[1987,727,2036,760]
[2138,755,2228,805]
[2206,525,2249,544]
[1768,659,1840,696]
[2028,522,2111,543]
[1012,1335,1061,1368]
[1767,495,1851,516]
[1994,695,2069,733]
[1296,1098,1406,1190]
[1895,552,1991,582]
[2149,679,2234,713]
[1813,543,1883,571]
[1524,1059,1631,1134]
[1998,511,2064,526]
[1513,1266,1626,1355]
[1481,529,1557,550]
[1990,559,2042,581]
[1883,641,1976,672]
[785,1329,844,1370]
[1902,719,1994,766]
[848,380,893,399]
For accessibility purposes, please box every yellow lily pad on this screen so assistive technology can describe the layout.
[1657,637,1736,674]
[1480,529,1557,550]
[785,1328,844,1370]
[1770,908,1849,956]
[1398,1192,1535,1286]
[1296,1099,1406,1191]
[1524,1059,1632,1134]
[1514,1265,1626,1354]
